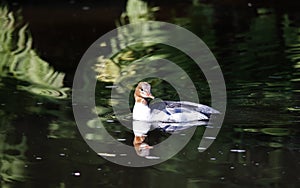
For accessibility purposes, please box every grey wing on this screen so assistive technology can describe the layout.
[149,101,173,122]
[164,101,220,116]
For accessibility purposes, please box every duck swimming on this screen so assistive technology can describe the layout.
[133,82,219,122]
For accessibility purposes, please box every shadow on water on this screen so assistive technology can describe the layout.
[0,0,299,187]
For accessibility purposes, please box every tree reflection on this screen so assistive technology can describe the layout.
[0,6,70,184]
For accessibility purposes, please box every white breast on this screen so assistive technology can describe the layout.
[133,103,151,121]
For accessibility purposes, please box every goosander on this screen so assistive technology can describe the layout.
[133,82,219,122]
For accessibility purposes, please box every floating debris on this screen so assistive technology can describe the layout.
[105,85,118,89]
[230,149,246,153]
[197,147,207,152]
[145,156,160,160]
[100,42,107,47]
[204,136,216,140]
[97,153,116,157]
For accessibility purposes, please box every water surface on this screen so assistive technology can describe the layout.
[0,0,299,187]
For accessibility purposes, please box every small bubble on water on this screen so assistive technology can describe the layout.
[210,157,216,161]
[145,156,160,160]
[100,42,107,47]
[220,177,225,180]
[59,153,66,157]
[35,156,42,160]
[98,153,116,157]
[72,171,81,177]
[255,162,259,166]
[105,85,117,89]
[197,147,207,151]
[248,3,252,7]
[230,166,235,170]
[82,6,90,11]
[36,102,43,105]
[204,136,216,140]
[230,149,246,153]
[97,168,102,171]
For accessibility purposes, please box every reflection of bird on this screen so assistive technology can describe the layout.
[132,120,153,157]
[133,82,219,122]
[133,135,153,157]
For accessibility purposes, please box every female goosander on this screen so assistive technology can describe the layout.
[133,82,219,122]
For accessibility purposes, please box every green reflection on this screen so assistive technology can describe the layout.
[96,0,164,84]
[0,6,71,184]
[122,0,159,24]
[0,7,68,99]
[260,128,290,136]
[0,109,28,183]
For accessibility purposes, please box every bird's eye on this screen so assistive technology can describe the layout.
[140,88,144,92]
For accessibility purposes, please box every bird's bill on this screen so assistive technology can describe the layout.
[146,92,155,99]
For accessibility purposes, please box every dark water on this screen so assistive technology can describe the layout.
[0,0,299,187]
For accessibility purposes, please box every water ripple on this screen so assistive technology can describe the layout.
[0,7,69,99]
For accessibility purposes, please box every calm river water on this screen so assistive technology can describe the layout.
[0,0,299,187]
